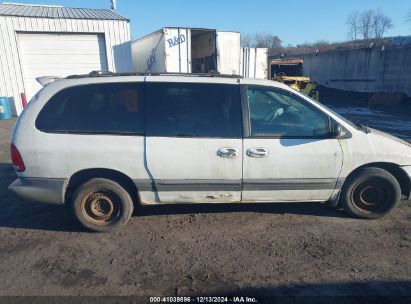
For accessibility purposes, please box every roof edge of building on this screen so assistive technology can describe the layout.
[0,3,129,21]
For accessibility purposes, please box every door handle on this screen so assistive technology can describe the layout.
[217,147,239,158]
[247,147,269,158]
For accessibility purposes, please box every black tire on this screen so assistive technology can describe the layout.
[340,167,401,219]
[71,178,134,232]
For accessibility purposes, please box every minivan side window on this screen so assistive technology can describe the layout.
[36,83,144,134]
[247,86,330,137]
[146,82,242,138]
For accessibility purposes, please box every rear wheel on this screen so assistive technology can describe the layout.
[71,178,133,232]
[340,167,401,219]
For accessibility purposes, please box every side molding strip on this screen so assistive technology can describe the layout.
[133,178,339,192]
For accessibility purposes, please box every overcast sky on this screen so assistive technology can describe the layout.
[5,0,411,45]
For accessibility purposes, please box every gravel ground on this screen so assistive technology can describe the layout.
[0,105,410,301]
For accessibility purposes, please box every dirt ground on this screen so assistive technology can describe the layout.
[0,104,410,301]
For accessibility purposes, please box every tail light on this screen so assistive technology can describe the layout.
[21,93,27,108]
[10,144,25,172]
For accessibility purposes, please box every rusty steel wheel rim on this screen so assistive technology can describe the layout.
[350,179,388,213]
[81,191,120,225]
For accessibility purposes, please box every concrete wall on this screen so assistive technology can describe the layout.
[298,46,411,97]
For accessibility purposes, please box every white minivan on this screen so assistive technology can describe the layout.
[9,72,411,232]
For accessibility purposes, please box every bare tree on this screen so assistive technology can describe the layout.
[253,33,282,49]
[373,10,393,39]
[347,11,360,40]
[360,10,375,39]
[347,10,394,41]
[242,33,281,48]
[240,34,253,47]
[241,33,282,56]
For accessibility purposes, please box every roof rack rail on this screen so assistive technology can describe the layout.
[66,70,243,79]
[89,70,116,77]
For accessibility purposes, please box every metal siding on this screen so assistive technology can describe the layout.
[86,19,94,33]
[111,20,121,68]
[119,21,128,71]
[95,20,107,60]
[71,17,79,32]
[0,15,130,115]
[26,6,36,17]
[10,17,26,100]
[0,4,127,21]
[119,21,132,72]
[58,15,65,32]
[0,25,9,97]
[29,15,37,30]
[67,18,74,32]
[76,16,84,32]
[0,17,23,114]
[109,20,117,69]
[102,20,114,69]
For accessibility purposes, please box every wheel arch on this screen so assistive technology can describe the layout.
[64,168,140,206]
[343,162,410,199]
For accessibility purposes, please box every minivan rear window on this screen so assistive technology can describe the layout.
[36,83,144,134]
[145,82,242,138]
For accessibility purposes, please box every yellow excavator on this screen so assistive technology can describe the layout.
[270,58,319,100]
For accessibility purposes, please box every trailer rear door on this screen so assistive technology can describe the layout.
[216,32,241,75]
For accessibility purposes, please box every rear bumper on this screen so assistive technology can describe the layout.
[8,177,66,205]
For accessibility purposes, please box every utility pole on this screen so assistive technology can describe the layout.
[110,0,117,10]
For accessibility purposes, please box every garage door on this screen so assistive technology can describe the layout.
[18,33,109,101]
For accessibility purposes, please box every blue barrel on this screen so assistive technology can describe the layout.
[0,97,12,120]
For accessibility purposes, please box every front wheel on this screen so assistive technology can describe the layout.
[340,167,401,219]
[71,178,134,232]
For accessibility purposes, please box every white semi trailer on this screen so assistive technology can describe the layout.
[240,47,268,79]
[131,27,241,75]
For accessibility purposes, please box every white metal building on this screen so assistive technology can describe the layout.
[0,3,132,115]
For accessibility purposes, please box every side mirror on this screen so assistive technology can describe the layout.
[332,123,342,136]
[331,121,351,139]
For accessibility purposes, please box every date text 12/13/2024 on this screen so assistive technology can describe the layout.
[149,296,259,303]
